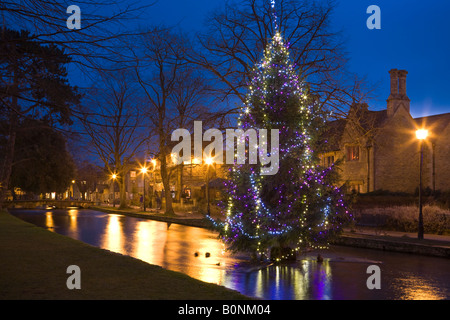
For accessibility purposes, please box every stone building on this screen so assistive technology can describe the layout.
[119,155,229,208]
[320,69,450,193]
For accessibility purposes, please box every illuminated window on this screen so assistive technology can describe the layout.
[350,183,361,193]
[346,146,359,161]
[326,155,334,166]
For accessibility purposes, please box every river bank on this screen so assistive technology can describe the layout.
[91,205,450,259]
[0,210,249,300]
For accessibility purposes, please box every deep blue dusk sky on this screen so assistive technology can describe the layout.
[139,0,450,118]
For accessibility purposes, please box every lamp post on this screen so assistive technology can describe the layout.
[205,157,214,217]
[71,180,75,199]
[416,129,428,240]
[151,159,158,208]
[111,173,117,208]
[140,166,148,211]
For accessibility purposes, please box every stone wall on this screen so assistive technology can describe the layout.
[372,110,419,193]
[430,122,450,192]
[337,118,371,193]
[324,69,450,194]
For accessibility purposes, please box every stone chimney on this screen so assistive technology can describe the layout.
[388,69,399,100]
[387,69,410,117]
[398,70,408,98]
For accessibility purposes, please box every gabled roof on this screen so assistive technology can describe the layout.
[414,112,450,135]
[320,105,388,152]
[319,118,346,152]
[320,107,449,153]
[348,103,388,132]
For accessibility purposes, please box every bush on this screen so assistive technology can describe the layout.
[434,190,450,209]
[354,189,450,211]
[360,205,450,235]
[354,191,416,209]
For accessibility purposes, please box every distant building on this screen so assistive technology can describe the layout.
[120,154,229,208]
[320,69,450,193]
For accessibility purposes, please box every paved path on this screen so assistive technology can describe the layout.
[344,227,450,244]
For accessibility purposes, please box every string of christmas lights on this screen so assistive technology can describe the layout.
[217,2,350,261]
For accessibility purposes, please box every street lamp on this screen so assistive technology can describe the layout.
[150,159,158,208]
[71,180,75,199]
[205,157,213,166]
[111,173,117,208]
[415,129,428,240]
[140,166,148,211]
[205,156,214,217]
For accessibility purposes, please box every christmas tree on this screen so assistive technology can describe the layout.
[219,16,349,261]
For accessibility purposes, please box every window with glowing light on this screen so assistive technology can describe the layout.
[346,146,360,161]
[327,155,334,166]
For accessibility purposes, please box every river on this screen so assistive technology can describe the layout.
[9,208,450,300]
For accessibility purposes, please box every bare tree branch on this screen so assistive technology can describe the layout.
[77,70,148,208]
[187,0,376,119]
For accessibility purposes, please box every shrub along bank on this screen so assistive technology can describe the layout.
[350,191,450,235]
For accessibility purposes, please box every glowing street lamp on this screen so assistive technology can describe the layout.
[111,173,117,208]
[140,166,148,211]
[416,129,428,140]
[205,156,214,217]
[70,180,75,199]
[415,129,428,240]
[205,157,213,165]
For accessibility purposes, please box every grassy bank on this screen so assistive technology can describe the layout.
[0,210,249,300]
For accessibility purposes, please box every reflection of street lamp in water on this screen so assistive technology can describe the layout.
[415,129,428,240]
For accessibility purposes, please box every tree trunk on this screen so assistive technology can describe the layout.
[177,163,183,202]
[0,57,18,209]
[119,177,127,209]
[0,123,16,208]
[159,153,175,216]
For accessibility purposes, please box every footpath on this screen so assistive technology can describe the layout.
[92,205,450,259]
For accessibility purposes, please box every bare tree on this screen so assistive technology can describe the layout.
[132,27,212,215]
[0,1,154,206]
[78,70,147,208]
[188,0,373,119]
[1,0,154,70]
[170,66,216,202]
[74,160,103,201]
